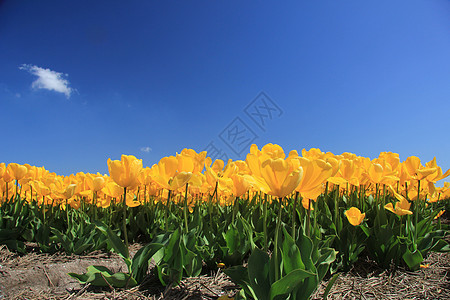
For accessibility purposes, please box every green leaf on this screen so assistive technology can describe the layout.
[240,217,256,251]
[297,232,314,271]
[431,239,450,252]
[106,272,138,288]
[94,221,129,261]
[322,273,340,299]
[223,266,257,299]
[269,269,316,300]
[68,265,137,288]
[316,248,337,281]
[131,242,164,283]
[248,248,270,300]
[224,225,239,254]
[281,227,304,274]
[68,272,89,283]
[164,228,181,261]
[403,249,423,271]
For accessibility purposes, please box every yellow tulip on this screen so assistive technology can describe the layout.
[107,155,143,188]
[151,156,193,191]
[170,171,193,190]
[230,174,251,197]
[260,143,286,159]
[384,192,413,216]
[345,207,365,226]
[125,191,141,207]
[30,180,51,197]
[424,157,450,183]
[92,176,106,192]
[365,160,399,186]
[403,156,437,181]
[6,163,28,181]
[62,183,78,199]
[2,165,14,183]
[178,148,207,173]
[295,158,333,200]
[102,181,124,199]
[204,159,237,195]
[0,163,5,178]
[434,210,445,219]
[301,148,326,160]
[258,157,303,199]
[378,152,400,171]
[328,159,361,187]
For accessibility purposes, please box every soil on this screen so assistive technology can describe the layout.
[0,244,448,300]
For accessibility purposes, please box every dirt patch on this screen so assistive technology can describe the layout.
[0,245,127,299]
[0,244,449,299]
[312,252,450,300]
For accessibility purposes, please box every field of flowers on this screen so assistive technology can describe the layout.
[1,144,449,299]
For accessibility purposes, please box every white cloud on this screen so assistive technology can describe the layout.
[19,64,74,98]
[140,146,152,153]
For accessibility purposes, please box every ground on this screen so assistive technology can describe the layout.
[0,242,449,300]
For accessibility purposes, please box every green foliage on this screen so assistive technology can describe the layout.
[225,229,337,300]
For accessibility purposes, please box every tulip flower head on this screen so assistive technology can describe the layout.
[107,155,143,188]
[345,207,365,226]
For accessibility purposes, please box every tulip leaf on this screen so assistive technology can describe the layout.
[224,225,239,254]
[269,268,316,300]
[297,232,314,271]
[403,248,423,271]
[432,240,450,252]
[322,272,340,299]
[94,221,129,262]
[316,247,337,281]
[69,265,137,288]
[281,227,304,274]
[223,266,257,299]
[131,242,164,283]
[248,248,270,300]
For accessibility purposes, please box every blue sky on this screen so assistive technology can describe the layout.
[1,1,450,182]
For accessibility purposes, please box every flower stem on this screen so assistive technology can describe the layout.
[263,194,268,252]
[414,180,420,249]
[292,191,299,240]
[165,189,172,232]
[122,187,129,254]
[274,197,283,282]
[183,183,189,233]
[232,196,239,224]
[306,199,311,237]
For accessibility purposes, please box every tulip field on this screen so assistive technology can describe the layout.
[1,144,449,299]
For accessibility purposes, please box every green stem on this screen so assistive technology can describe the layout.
[375,183,379,204]
[274,197,283,282]
[122,187,129,254]
[306,199,311,237]
[165,189,172,232]
[109,200,113,227]
[93,191,97,220]
[42,196,46,225]
[144,185,147,204]
[334,186,339,232]
[263,194,268,252]
[292,191,299,240]
[183,183,189,233]
[66,199,70,233]
[414,180,420,249]
[313,199,318,237]
[232,196,239,224]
